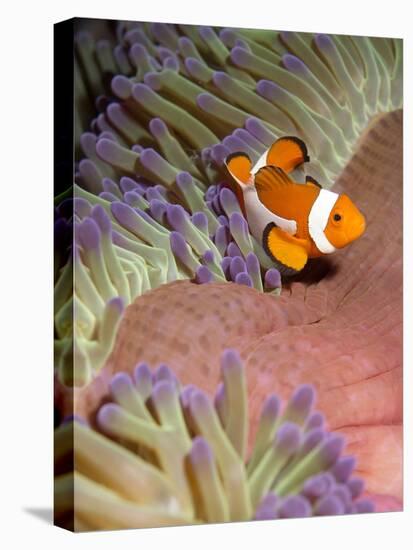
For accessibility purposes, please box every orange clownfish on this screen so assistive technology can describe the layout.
[224,136,366,275]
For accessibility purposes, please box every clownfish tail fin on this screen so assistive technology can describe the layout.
[224,152,253,186]
[266,136,310,174]
[224,151,252,217]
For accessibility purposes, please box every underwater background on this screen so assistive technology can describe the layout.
[54,19,403,531]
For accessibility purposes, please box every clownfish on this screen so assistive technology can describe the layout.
[224,136,366,275]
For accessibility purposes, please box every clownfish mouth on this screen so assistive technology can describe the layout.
[345,215,366,244]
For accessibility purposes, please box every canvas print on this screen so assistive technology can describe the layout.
[54,18,403,532]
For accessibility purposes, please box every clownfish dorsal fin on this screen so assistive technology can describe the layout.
[254,165,293,195]
[224,151,253,186]
[305,175,322,189]
[266,136,310,174]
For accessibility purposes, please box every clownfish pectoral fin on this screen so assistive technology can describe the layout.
[305,175,322,189]
[254,166,292,197]
[266,136,310,174]
[263,223,309,274]
[224,152,253,186]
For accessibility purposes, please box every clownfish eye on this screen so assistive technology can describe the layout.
[333,213,342,222]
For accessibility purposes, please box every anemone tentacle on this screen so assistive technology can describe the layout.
[54,349,374,530]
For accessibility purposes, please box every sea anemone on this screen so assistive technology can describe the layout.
[56,20,402,386]
[55,180,281,385]
[54,349,374,531]
[74,21,402,186]
[54,202,125,385]
[54,20,402,522]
